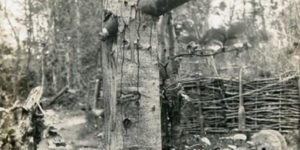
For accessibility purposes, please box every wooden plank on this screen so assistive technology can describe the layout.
[238,68,246,131]
[196,81,204,134]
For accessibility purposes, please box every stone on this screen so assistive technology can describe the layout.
[233,134,247,141]
[201,137,211,146]
[227,145,237,150]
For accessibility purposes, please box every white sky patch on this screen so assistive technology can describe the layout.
[0,0,26,48]
[207,0,260,28]
[208,14,225,29]
[208,0,232,29]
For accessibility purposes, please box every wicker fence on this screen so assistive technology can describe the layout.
[164,75,300,134]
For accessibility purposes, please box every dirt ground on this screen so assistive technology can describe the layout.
[38,108,103,150]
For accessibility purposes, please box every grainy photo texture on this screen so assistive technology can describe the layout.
[0,0,299,149]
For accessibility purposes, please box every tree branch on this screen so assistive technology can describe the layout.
[172,47,246,59]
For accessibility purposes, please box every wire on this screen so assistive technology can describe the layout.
[136,11,141,92]
[149,22,153,48]
[134,1,141,145]
[120,23,127,94]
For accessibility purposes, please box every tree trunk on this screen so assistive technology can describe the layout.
[166,13,176,76]
[102,0,161,150]
[66,43,73,89]
[158,15,167,64]
[101,37,122,150]
[41,45,46,90]
[95,0,104,110]
[74,0,82,90]
[52,69,58,92]
[100,0,188,149]
[52,28,59,92]
[4,0,21,98]
[47,0,58,92]
[93,78,101,109]
[25,0,33,73]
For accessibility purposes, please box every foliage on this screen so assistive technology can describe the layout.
[171,0,300,79]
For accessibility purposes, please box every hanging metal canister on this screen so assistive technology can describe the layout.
[100,10,119,40]
[138,0,190,17]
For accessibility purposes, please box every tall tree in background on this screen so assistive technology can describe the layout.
[166,13,176,77]
[3,0,22,98]
[74,0,82,90]
[25,0,33,73]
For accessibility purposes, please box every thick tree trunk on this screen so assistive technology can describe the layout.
[103,1,162,149]
[123,19,162,150]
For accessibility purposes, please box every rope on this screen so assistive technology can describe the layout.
[135,1,141,145]
[149,21,153,46]
[120,23,127,94]
[136,11,141,92]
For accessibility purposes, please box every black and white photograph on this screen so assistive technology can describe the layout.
[0,0,299,149]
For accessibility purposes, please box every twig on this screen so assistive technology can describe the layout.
[171,47,245,59]
[215,74,298,102]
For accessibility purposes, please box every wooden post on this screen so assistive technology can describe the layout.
[196,81,204,134]
[41,44,46,92]
[102,37,122,150]
[279,76,282,132]
[65,40,73,89]
[158,15,167,64]
[93,79,101,109]
[297,76,300,149]
[166,13,176,76]
[238,68,246,131]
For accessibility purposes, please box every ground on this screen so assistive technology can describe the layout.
[38,108,103,150]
